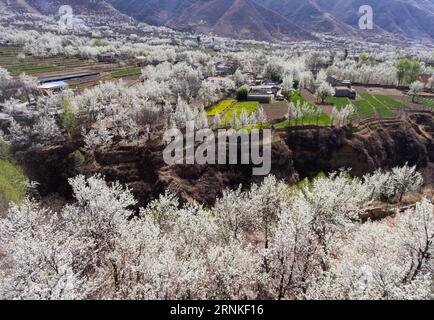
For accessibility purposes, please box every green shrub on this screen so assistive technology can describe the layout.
[236,85,250,101]
[288,91,304,104]
[69,150,85,171]
[0,137,11,161]
[61,99,77,139]
[0,160,27,213]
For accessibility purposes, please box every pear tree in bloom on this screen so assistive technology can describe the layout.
[427,75,434,91]
[213,113,222,129]
[305,199,433,300]
[363,163,423,203]
[409,81,425,102]
[298,71,314,91]
[281,74,294,96]
[316,82,335,104]
[233,69,247,87]
[0,169,432,300]
[199,81,220,107]
[239,109,249,127]
[331,104,355,127]
[256,106,268,127]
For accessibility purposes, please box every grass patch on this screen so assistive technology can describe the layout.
[352,100,375,117]
[375,103,395,117]
[325,96,351,109]
[359,93,395,118]
[374,95,407,109]
[277,93,332,127]
[7,63,58,75]
[223,101,258,125]
[206,99,235,116]
[110,68,142,78]
[288,91,305,105]
[274,109,331,128]
[412,96,434,108]
[0,160,27,211]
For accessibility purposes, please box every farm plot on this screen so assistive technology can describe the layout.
[206,99,235,116]
[276,94,331,128]
[222,101,259,125]
[412,96,434,108]
[326,93,407,118]
[110,68,142,78]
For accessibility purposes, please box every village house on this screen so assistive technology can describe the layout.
[335,86,356,99]
[37,81,69,94]
[0,39,13,46]
[97,53,118,63]
[327,75,352,88]
[215,62,235,76]
[418,73,432,87]
[135,56,147,67]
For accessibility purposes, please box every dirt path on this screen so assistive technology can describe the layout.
[263,100,289,120]
[301,88,317,104]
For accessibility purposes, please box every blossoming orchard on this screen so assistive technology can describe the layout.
[0,1,433,303]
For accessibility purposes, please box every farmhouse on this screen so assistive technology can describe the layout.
[207,76,228,84]
[327,75,352,88]
[135,56,147,67]
[247,94,272,104]
[98,53,117,63]
[419,73,432,87]
[0,39,13,46]
[215,62,234,76]
[37,81,69,94]
[38,72,100,84]
[0,112,13,122]
[250,85,279,95]
[335,86,356,99]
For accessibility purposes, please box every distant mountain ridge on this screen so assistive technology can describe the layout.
[2,0,434,42]
[109,0,434,42]
[0,0,129,19]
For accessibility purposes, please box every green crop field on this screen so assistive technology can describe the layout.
[374,95,407,109]
[274,110,331,128]
[352,100,375,117]
[276,93,331,128]
[325,97,352,109]
[206,99,235,116]
[110,68,142,78]
[359,93,396,117]
[223,101,258,125]
[326,93,406,118]
[412,96,434,108]
[0,160,27,210]
[7,63,58,75]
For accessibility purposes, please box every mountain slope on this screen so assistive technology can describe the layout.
[259,0,361,37]
[110,0,196,26]
[1,0,129,18]
[3,0,434,42]
[111,0,434,41]
[328,0,434,41]
[165,0,314,41]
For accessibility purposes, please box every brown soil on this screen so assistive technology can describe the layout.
[17,112,434,208]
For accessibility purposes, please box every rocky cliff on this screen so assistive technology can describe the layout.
[17,112,434,207]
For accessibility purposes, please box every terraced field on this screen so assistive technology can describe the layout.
[110,68,142,78]
[206,99,235,116]
[0,46,100,76]
[222,101,259,125]
[412,96,434,108]
[276,94,331,127]
[0,45,144,91]
[326,93,407,118]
